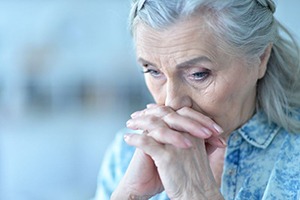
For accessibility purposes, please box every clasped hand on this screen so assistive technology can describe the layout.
[112,104,226,200]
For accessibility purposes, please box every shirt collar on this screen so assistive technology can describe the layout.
[236,111,281,149]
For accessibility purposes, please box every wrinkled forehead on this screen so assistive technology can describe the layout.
[134,16,220,60]
[134,16,213,46]
[134,14,210,40]
[134,15,215,48]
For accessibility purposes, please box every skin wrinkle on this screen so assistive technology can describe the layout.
[135,14,264,141]
[136,19,218,59]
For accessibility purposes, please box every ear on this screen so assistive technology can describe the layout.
[258,44,272,79]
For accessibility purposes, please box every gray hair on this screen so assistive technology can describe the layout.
[129,0,300,133]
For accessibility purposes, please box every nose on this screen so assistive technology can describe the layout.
[164,80,193,110]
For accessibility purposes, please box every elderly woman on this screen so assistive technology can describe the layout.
[96,0,300,199]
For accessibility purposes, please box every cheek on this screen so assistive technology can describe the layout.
[206,61,258,111]
[197,78,250,117]
[196,87,233,116]
[203,78,257,131]
[145,77,166,104]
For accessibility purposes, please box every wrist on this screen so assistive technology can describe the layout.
[172,186,224,200]
[111,191,151,200]
[128,194,152,200]
[173,193,223,200]
[111,184,152,200]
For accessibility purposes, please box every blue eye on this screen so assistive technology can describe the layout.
[190,70,210,81]
[143,69,162,78]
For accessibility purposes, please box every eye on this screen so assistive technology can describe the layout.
[189,70,210,81]
[142,69,163,78]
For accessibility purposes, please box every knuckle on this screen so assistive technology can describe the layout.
[202,114,212,122]
[137,135,149,146]
[189,119,201,129]
[171,132,185,143]
[157,106,172,115]
[140,109,147,116]
[149,127,168,139]
[163,111,177,121]
[147,115,158,124]
[178,106,190,114]
[155,126,168,134]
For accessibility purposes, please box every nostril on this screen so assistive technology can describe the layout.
[165,96,193,110]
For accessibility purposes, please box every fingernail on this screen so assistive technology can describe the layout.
[213,124,224,134]
[130,111,140,118]
[219,137,227,147]
[184,138,193,148]
[126,120,132,127]
[124,134,130,141]
[202,127,212,136]
[146,104,156,108]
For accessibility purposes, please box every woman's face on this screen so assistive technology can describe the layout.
[135,16,267,137]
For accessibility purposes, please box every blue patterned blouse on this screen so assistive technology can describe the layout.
[94,111,300,200]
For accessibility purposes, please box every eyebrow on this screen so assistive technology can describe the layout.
[137,56,212,68]
[137,58,157,67]
[176,56,212,68]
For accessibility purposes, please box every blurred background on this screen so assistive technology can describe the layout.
[0,1,299,200]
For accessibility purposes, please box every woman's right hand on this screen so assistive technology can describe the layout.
[111,148,163,199]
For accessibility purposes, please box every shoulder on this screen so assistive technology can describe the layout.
[263,130,300,198]
[276,130,300,159]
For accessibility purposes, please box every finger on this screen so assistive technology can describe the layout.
[130,105,173,119]
[124,133,165,158]
[127,115,162,130]
[205,136,227,148]
[127,116,193,148]
[176,107,224,135]
[205,136,227,155]
[148,127,193,148]
[162,111,213,138]
[130,106,222,138]
[129,106,213,138]
[146,103,159,108]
